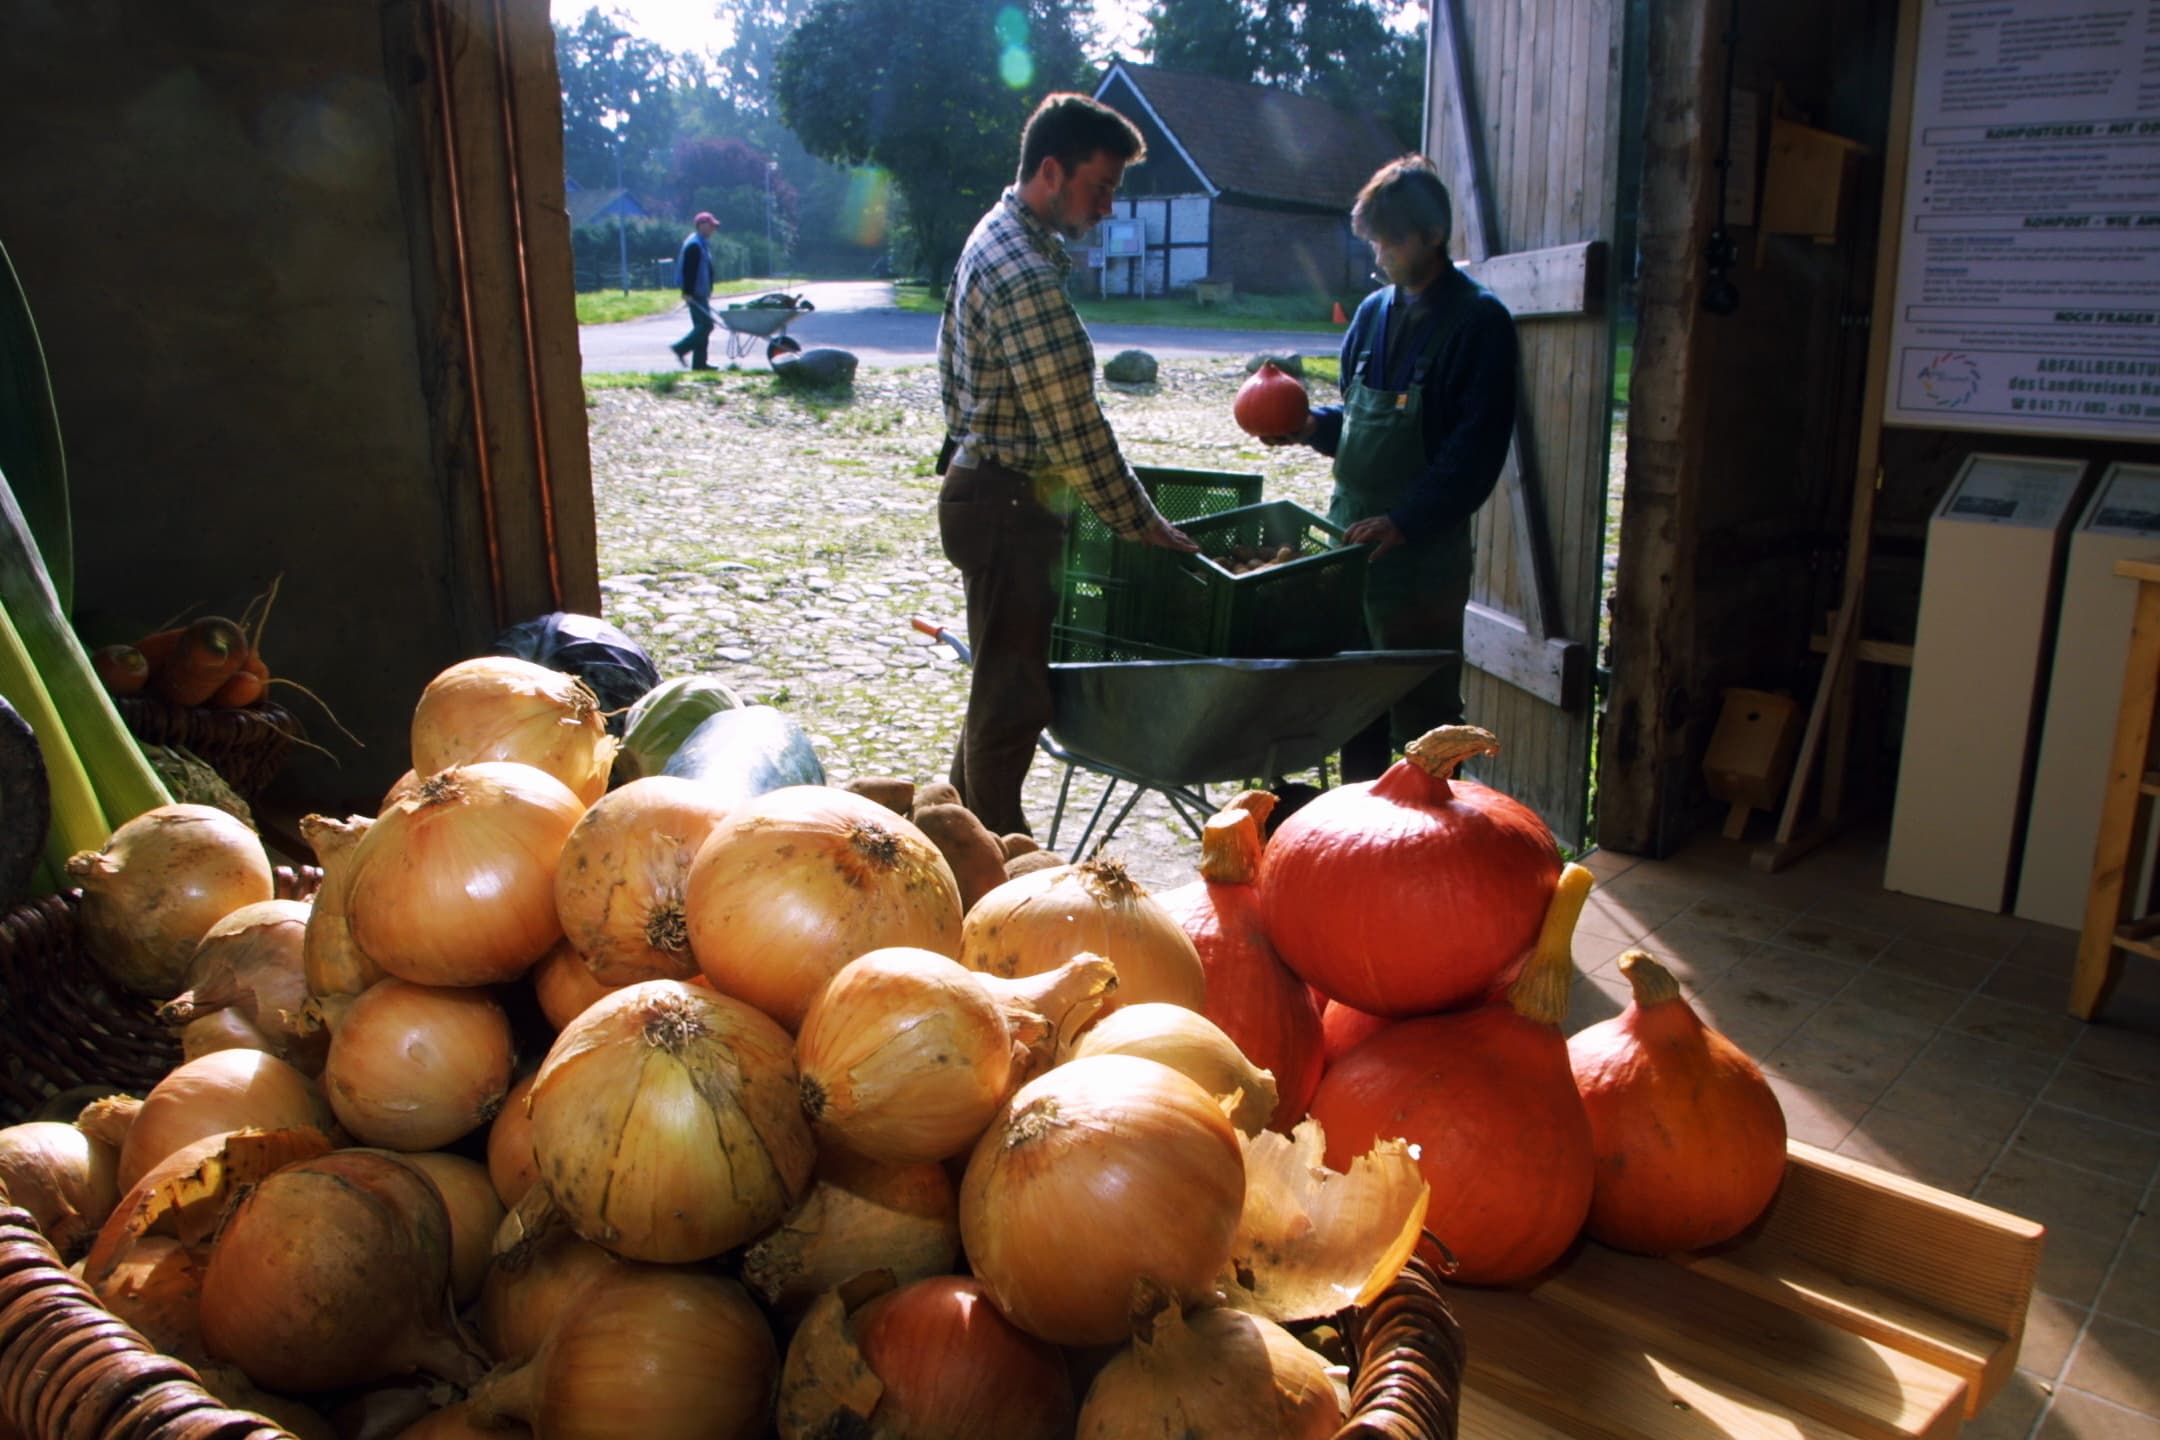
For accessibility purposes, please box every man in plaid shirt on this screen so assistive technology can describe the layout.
[936,93,1197,836]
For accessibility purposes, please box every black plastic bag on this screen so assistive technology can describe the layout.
[490,612,658,735]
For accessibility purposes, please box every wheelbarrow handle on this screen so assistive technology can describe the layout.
[910,615,972,664]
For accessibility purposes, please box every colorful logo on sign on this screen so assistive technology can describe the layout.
[1916,352,1983,408]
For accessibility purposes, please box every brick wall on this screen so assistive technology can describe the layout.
[1210,204,1363,295]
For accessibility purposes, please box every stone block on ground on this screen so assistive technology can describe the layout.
[773,348,859,388]
[1103,349,1159,384]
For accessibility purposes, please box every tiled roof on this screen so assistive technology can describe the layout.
[1099,62,1407,210]
[566,186,650,227]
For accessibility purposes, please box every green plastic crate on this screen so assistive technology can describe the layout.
[1123,501,1370,659]
[1055,465,1262,662]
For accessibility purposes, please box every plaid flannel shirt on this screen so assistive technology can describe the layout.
[938,189,1159,539]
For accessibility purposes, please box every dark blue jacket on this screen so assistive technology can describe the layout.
[678,233,713,301]
[1308,267,1518,542]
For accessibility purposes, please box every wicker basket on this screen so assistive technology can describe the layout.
[0,868,321,1125]
[112,699,304,802]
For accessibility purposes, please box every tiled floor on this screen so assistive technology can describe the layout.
[1574,822,2160,1440]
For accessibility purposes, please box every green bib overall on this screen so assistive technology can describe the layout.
[1329,281,1480,751]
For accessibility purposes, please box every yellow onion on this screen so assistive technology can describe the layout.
[527,980,815,1262]
[530,939,619,1030]
[1065,1003,1277,1137]
[383,769,424,812]
[181,1001,276,1061]
[412,657,616,806]
[796,948,1117,1164]
[400,1152,506,1306]
[95,1234,205,1363]
[962,857,1205,1017]
[197,1365,338,1440]
[742,1150,958,1317]
[200,1149,488,1394]
[960,1054,1245,1345]
[159,899,322,1074]
[478,1227,620,1366]
[1077,1303,1343,1439]
[486,1072,541,1209]
[65,804,274,997]
[324,979,514,1151]
[347,763,584,987]
[555,777,730,985]
[300,813,385,998]
[466,1267,776,1440]
[686,786,962,1031]
[118,1049,336,1192]
[0,1121,118,1254]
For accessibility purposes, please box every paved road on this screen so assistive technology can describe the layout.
[577,279,1343,373]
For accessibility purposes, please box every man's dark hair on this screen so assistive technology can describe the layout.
[1018,93,1146,184]
[1352,155,1454,247]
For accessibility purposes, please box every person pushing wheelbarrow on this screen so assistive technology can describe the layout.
[670,211,721,370]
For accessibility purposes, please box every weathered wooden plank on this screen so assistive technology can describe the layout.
[1461,1389,1583,1440]
[1458,240,1600,318]
[1468,603,1589,711]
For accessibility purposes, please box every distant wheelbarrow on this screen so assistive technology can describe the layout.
[713,291,816,363]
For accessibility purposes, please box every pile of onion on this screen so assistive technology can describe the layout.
[1078,1303,1342,1439]
[118,1049,337,1192]
[1064,1003,1277,1137]
[346,762,584,987]
[322,979,514,1151]
[478,1227,620,1365]
[298,813,383,999]
[486,1072,541,1209]
[1568,949,1789,1253]
[411,656,616,805]
[1308,865,1597,1285]
[529,938,619,1029]
[199,1148,487,1393]
[158,899,321,1074]
[1261,725,1561,1015]
[794,947,1116,1164]
[398,1151,506,1305]
[525,980,816,1261]
[554,776,730,985]
[66,803,275,998]
[0,1118,119,1254]
[961,856,1205,1016]
[743,1149,959,1316]
[961,1054,1245,1345]
[687,786,963,1031]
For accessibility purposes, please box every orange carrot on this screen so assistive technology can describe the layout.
[151,616,250,706]
[91,644,150,697]
[210,666,266,708]
[133,627,187,674]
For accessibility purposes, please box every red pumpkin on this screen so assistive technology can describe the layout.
[1307,865,1595,1285]
[1260,726,1560,1016]
[1319,999,1390,1067]
[1568,950,1788,1254]
[1157,796,1325,1130]
[1232,362,1311,438]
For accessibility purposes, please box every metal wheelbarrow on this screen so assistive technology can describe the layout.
[713,291,816,363]
[912,619,1454,855]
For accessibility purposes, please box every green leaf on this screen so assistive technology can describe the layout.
[0,239,71,614]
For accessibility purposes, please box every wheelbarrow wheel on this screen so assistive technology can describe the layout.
[767,335,804,364]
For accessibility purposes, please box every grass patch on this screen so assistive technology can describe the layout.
[892,280,1356,334]
[575,279,801,326]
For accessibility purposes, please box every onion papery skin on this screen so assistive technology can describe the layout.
[554,777,728,986]
[118,1049,336,1192]
[300,813,385,999]
[411,656,616,806]
[1065,1003,1278,1137]
[199,1149,487,1394]
[66,804,275,998]
[742,1150,959,1317]
[486,1072,541,1209]
[1309,1008,1593,1285]
[1321,1000,1392,1067]
[1568,951,1788,1254]
[468,1267,777,1440]
[347,762,584,988]
[528,980,816,1262]
[686,786,963,1031]
[1159,809,1321,1131]
[1078,1303,1342,1439]
[159,899,322,1074]
[478,1228,620,1366]
[962,856,1206,1017]
[530,939,619,1030]
[960,1054,1245,1346]
[795,947,1044,1165]
[93,1234,205,1363]
[0,1122,118,1255]
[400,1152,507,1306]
[854,1275,1074,1440]
[1260,727,1561,1015]
[324,979,515,1151]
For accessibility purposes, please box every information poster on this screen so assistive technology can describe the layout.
[1885,0,2160,440]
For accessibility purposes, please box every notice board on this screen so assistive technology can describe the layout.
[1883,0,2160,441]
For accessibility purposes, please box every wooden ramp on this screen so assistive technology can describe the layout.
[1452,1141,2045,1440]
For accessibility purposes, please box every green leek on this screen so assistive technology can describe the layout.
[0,240,71,613]
[0,598,107,874]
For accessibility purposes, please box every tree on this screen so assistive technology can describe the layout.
[775,0,1090,287]
[667,135,801,270]
[555,7,689,194]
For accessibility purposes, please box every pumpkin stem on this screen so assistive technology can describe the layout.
[1617,949,1684,1006]
[1505,863,1595,1026]
[1197,804,1269,885]
[1404,726,1501,780]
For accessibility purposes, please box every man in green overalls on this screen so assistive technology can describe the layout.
[1270,155,1518,780]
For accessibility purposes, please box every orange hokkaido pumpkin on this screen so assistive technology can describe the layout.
[1567,950,1788,1254]
[1231,362,1311,438]
[1319,999,1390,1068]
[1156,796,1324,1130]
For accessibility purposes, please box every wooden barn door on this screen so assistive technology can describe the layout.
[1423,0,1625,850]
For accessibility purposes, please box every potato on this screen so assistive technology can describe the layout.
[912,803,1010,913]
[911,781,963,816]
[1000,832,1040,860]
[842,776,916,816]
[1004,849,1065,879]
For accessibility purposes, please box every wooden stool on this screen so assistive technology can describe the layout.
[2072,554,2160,1019]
